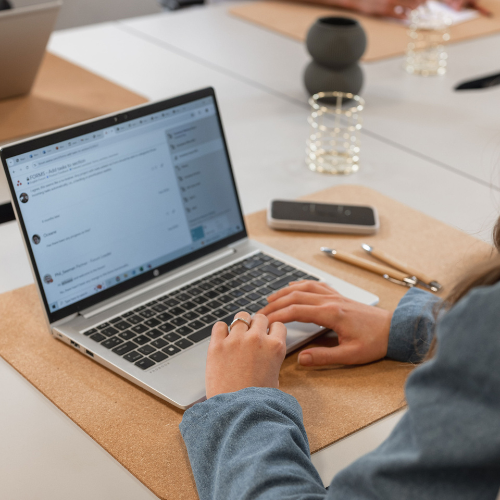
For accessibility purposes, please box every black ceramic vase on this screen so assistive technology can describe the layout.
[303,17,367,96]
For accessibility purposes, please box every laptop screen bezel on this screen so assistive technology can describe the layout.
[1,87,248,324]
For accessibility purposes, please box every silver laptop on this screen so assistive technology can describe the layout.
[0,1,61,100]
[1,88,378,409]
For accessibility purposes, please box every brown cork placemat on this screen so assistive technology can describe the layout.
[0,52,147,144]
[230,0,500,62]
[0,186,493,499]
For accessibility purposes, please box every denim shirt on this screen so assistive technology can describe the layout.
[180,286,500,499]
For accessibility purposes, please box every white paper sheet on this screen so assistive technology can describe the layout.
[393,1,479,26]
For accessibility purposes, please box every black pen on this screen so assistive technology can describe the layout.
[455,71,500,90]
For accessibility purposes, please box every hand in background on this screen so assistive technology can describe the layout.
[441,0,470,10]
[321,0,427,18]
[259,281,393,367]
[205,312,287,399]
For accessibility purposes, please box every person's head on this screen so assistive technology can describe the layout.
[32,234,41,245]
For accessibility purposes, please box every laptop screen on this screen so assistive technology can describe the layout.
[2,89,246,322]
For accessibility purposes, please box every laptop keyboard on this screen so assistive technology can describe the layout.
[82,253,319,370]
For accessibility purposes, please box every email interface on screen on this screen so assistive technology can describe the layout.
[6,97,243,313]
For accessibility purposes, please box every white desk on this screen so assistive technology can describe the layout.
[123,4,500,187]
[0,5,497,498]
[46,21,500,241]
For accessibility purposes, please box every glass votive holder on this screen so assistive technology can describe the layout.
[306,91,364,175]
[405,3,451,76]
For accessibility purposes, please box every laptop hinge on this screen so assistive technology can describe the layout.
[80,247,237,319]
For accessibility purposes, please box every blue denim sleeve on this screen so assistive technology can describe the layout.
[386,288,442,363]
[180,387,328,500]
[329,282,500,499]
[180,283,500,500]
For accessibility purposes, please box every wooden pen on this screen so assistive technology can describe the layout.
[320,247,417,288]
[361,244,442,292]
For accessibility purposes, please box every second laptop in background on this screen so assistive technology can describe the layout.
[0,1,61,100]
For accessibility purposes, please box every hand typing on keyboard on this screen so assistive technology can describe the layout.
[205,312,287,399]
[259,281,393,368]
[84,253,320,371]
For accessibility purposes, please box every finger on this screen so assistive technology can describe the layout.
[298,345,359,367]
[265,304,333,326]
[446,0,460,10]
[267,281,335,303]
[248,313,269,337]
[398,0,424,9]
[303,281,337,293]
[211,321,229,342]
[268,321,287,342]
[282,280,335,295]
[260,291,333,317]
[454,0,469,10]
[259,281,336,315]
[228,311,252,335]
[443,0,467,10]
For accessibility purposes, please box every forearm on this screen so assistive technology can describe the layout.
[329,283,500,499]
[387,288,441,363]
[180,388,327,500]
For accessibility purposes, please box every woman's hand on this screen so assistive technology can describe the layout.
[328,0,426,18]
[205,312,287,399]
[336,0,474,18]
[259,281,393,368]
[441,0,470,10]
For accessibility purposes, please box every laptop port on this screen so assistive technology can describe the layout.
[70,340,80,349]
[85,350,94,357]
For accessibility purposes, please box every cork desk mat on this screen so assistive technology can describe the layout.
[0,185,493,499]
[230,0,500,62]
[0,52,147,144]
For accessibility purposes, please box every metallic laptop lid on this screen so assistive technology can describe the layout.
[1,88,247,324]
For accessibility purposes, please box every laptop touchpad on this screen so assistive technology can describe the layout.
[284,321,325,353]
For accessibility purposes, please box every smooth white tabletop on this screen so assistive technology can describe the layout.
[46,20,500,242]
[1,4,498,498]
[122,4,500,188]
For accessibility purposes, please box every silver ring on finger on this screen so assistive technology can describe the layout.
[228,317,251,333]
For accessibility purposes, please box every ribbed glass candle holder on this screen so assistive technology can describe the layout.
[306,91,364,175]
[405,4,451,76]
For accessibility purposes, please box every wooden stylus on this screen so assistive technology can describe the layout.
[361,244,442,292]
[321,247,417,288]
